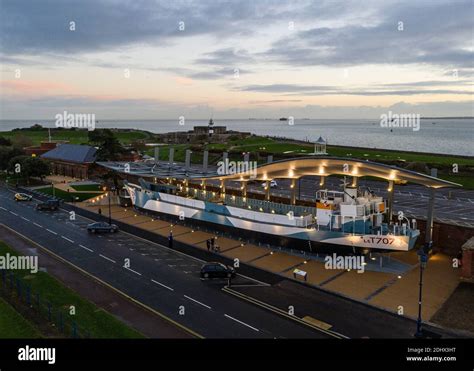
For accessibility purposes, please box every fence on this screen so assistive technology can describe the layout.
[0,269,90,338]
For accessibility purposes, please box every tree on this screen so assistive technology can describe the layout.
[88,129,127,161]
[0,146,24,170]
[0,136,11,146]
[8,155,50,182]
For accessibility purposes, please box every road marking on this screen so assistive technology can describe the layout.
[61,236,75,243]
[124,266,142,276]
[9,211,18,216]
[79,244,94,252]
[224,314,259,332]
[21,216,30,222]
[0,206,7,211]
[184,295,211,309]
[151,279,174,291]
[33,222,43,228]
[0,223,201,339]
[46,228,57,235]
[99,254,116,263]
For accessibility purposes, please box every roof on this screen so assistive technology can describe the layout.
[315,136,326,144]
[97,156,461,189]
[41,144,97,163]
[205,157,460,189]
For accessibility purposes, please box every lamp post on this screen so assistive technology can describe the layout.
[103,185,114,225]
[415,246,429,338]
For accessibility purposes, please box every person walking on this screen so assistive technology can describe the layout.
[98,208,102,216]
[211,237,215,252]
[206,239,211,252]
[168,231,173,249]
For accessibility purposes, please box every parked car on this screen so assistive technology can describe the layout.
[87,222,119,233]
[261,180,278,188]
[36,199,60,211]
[200,262,236,279]
[14,193,32,202]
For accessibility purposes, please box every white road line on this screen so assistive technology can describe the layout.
[9,211,18,216]
[124,267,142,276]
[151,279,174,291]
[224,314,259,332]
[21,217,30,222]
[184,295,212,309]
[79,244,94,252]
[0,206,7,211]
[46,228,57,235]
[33,222,43,228]
[61,236,75,243]
[99,254,116,263]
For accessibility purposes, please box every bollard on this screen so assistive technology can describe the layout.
[72,321,77,338]
[26,286,31,306]
[59,312,64,333]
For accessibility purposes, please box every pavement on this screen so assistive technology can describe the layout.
[76,196,462,323]
[0,224,191,339]
[0,185,337,338]
[0,184,465,338]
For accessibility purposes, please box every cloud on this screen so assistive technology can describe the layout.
[260,0,474,69]
[236,82,473,96]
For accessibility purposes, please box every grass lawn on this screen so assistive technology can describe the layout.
[36,186,101,201]
[0,128,151,146]
[0,242,144,338]
[69,183,102,192]
[0,297,42,338]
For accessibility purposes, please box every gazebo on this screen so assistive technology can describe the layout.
[312,136,327,155]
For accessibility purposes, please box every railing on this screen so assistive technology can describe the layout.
[0,269,89,338]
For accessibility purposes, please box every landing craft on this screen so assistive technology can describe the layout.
[99,157,459,255]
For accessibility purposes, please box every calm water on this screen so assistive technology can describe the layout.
[1,118,473,156]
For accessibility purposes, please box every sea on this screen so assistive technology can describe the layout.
[0,118,473,157]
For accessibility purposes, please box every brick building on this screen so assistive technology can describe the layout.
[41,144,97,179]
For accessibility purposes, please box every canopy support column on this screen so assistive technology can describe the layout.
[291,179,297,205]
[387,180,394,222]
[425,169,437,249]
[352,176,358,188]
[220,179,226,198]
[265,180,271,201]
[241,181,247,198]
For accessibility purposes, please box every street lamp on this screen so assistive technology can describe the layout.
[415,245,429,338]
[103,186,114,225]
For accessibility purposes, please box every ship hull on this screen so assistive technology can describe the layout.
[125,184,418,254]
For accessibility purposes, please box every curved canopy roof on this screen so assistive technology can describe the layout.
[204,157,460,189]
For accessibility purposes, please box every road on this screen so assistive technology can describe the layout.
[0,185,337,339]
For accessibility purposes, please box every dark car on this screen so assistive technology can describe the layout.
[36,199,60,211]
[87,222,119,233]
[200,262,235,279]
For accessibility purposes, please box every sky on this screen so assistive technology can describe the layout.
[0,0,473,120]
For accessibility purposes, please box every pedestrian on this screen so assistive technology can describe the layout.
[206,239,211,252]
[211,237,215,252]
[98,208,102,215]
[168,231,173,249]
